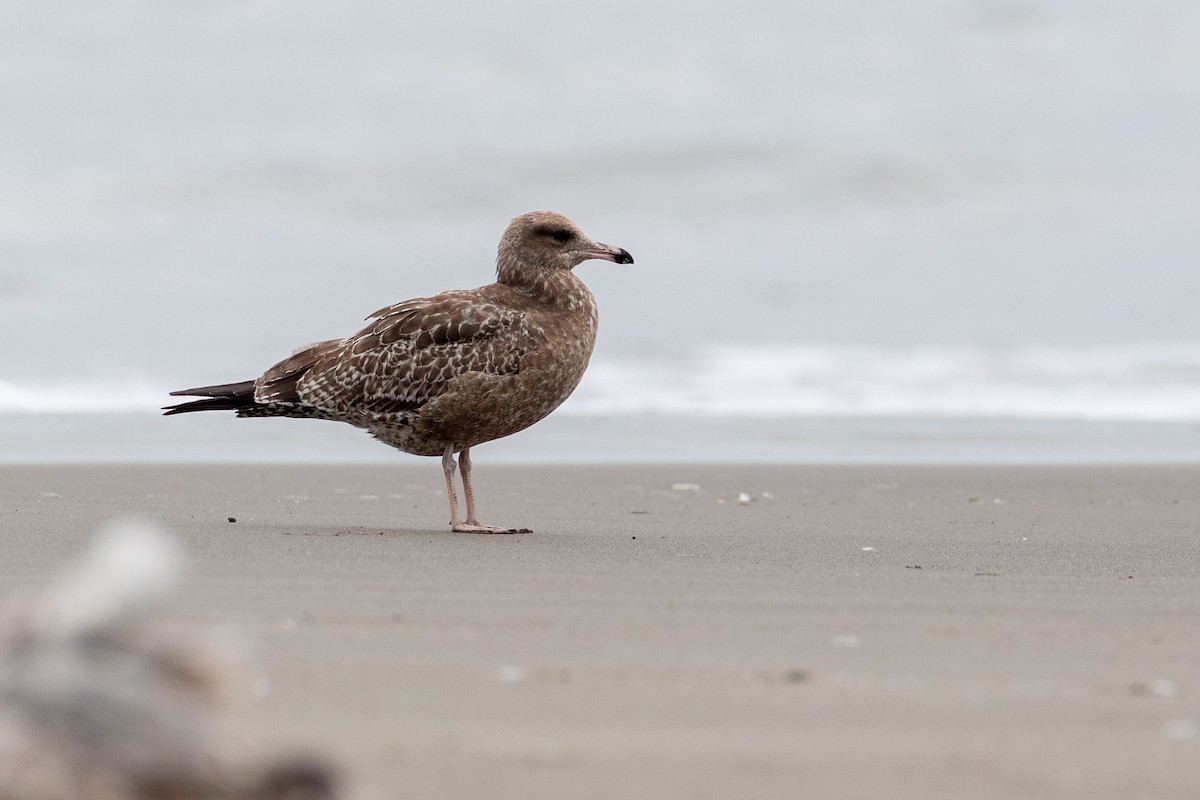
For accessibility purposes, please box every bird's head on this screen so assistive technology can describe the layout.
[497,211,633,285]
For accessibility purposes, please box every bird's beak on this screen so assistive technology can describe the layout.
[583,241,635,265]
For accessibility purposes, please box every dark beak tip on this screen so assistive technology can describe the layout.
[616,248,634,265]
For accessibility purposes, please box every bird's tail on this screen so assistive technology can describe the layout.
[164,340,341,417]
[162,379,258,415]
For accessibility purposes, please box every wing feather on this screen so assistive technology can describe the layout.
[295,292,534,416]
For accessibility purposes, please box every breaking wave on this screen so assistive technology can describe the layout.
[567,343,1200,421]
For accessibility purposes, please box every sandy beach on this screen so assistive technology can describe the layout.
[2,463,1198,799]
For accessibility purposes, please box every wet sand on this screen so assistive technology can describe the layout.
[3,464,1199,799]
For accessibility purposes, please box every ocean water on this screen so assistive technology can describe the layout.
[2,0,1198,462]
[5,343,1200,421]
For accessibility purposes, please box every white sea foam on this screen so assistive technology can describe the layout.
[4,343,1200,421]
[566,343,1200,421]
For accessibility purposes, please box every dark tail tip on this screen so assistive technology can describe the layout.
[162,398,247,415]
[163,380,257,415]
[169,380,257,399]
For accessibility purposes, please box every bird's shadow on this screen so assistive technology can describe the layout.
[275,525,449,539]
[271,524,532,539]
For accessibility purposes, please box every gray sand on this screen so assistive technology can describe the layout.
[3,464,1199,799]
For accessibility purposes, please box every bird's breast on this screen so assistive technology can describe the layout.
[409,302,598,451]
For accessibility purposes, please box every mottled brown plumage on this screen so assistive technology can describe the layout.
[165,211,633,533]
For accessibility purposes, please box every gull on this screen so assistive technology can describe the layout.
[165,211,633,533]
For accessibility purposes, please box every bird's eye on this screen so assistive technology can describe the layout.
[549,228,573,243]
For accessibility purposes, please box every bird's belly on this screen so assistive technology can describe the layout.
[365,419,440,456]
[385,360,583,455]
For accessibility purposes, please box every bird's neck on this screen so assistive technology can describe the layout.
[495,250,540,287]
[497,261,594,312]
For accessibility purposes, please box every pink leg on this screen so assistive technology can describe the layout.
[441,444,462,528]
[460,448,481,526]
[452,447,530,534]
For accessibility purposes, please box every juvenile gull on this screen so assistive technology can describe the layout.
[164,211,633,533]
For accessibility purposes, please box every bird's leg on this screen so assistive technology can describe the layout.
[460,447,482,525]
[452,447,531,534]
[441,444,463,529]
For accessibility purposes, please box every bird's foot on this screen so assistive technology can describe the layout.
[451,522,532,535]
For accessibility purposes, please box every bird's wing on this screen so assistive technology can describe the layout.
[254,340,343,405]
[293,292,534,415]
